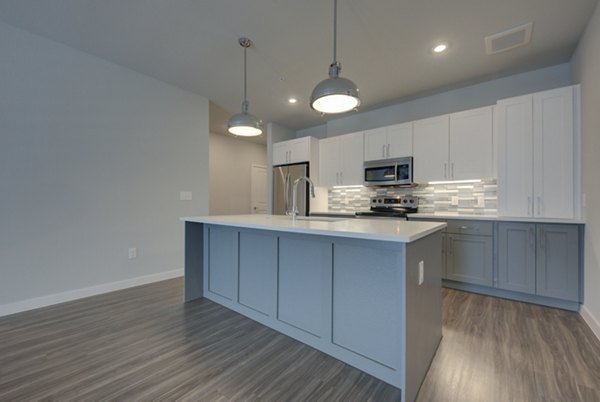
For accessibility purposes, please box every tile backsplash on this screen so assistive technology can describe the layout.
[328,180,497,215]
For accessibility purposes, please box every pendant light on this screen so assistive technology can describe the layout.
[310,0,360,114]
[228,37,263,136]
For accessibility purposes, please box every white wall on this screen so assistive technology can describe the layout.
[571,2,600,338]
[0,22,209,313]
[297,63,572,138]
[209,133,267,215]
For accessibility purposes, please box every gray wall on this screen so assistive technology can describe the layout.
[0,22,209,307]
[297,63,572,138]
[209,133,267,215]
[572,2,600,333]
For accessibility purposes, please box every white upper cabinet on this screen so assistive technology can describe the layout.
[272,137,315,166]
[413,115,449,182]
[496,95,533,217]
[319,132,364,187]
[413,107,494,182]
[449,106,494,180]
[497,85,577,219]
[364,123,413,161]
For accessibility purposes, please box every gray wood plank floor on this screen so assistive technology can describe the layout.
[1,278,599,401]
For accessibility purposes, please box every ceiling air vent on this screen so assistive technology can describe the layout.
[485,22,533,55]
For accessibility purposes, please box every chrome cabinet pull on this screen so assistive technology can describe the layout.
[340,171,343,184]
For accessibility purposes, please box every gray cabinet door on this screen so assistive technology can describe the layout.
[278,235,332,337]
[536,224,580,301]
[497,222,536,294]
[446,234,493,286]
[332,242,401,369]
[238,231,277,316]
[207,226,238,300]
[441,233,447,279]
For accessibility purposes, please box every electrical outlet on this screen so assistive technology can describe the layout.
[128,247,137,259]
[180,191,193,201]
[418,261,424,285]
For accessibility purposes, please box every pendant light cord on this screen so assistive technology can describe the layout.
[333,0,337,64]
[244,45,247,104]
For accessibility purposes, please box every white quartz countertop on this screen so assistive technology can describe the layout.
[408,212,585,224]
[182,214,446,243]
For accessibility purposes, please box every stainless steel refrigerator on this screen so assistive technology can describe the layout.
[273,162,310,216]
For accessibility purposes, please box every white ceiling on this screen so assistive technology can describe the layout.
[0,0,597,136]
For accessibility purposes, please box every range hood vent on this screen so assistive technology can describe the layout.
[485,22,533,55]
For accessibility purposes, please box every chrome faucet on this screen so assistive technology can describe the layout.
[291,176,315,220]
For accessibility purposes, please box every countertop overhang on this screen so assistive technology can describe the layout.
[182,214,446,243]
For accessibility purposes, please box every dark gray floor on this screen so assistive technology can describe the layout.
[1,278,599,401]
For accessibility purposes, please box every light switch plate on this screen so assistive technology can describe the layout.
[128,247,137,259]
[418,261,424,285]
[180,191,193,201]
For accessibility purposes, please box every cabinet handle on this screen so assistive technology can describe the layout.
[527,196,532,216]
[459,225,469,230]
[386,144,390,158]
[444,163,448,179]
[340,171,343,184]
[451,162,454,178]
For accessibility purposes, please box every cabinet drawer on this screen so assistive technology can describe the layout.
[446,220,493,236]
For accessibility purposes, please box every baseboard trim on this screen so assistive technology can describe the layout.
[0,269,183,318]
[580,305,600,342]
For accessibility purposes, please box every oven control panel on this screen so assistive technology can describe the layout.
[370,195,418,211]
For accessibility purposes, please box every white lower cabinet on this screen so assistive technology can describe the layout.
[319,132,364,186]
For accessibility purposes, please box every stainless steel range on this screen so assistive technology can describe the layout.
[355,195,418,219]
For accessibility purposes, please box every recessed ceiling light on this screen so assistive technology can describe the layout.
[433,43,448,53]
[288,97,298,104]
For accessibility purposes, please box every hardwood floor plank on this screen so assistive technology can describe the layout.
[1,278,599,401]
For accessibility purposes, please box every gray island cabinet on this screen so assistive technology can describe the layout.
[182,215,446,402]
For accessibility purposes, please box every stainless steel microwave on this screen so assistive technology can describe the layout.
[364,157,414,187]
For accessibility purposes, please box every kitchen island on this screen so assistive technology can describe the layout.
[182,215,446,402]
